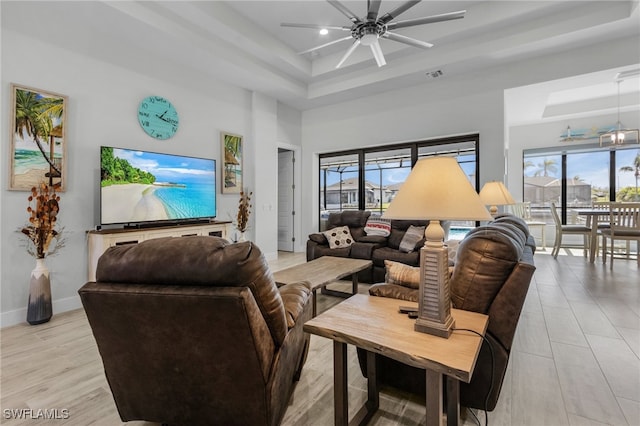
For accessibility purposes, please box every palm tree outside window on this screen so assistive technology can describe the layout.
[617,150,640,201]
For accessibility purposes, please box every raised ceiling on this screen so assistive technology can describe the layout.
[2,1,639,118]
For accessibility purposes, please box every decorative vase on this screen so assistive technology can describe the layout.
[238,231,247,242]
[27,258,52,325]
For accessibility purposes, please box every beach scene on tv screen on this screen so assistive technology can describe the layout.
[101,147,216,224]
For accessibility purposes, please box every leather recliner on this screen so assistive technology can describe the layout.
[79,236,312,426]
[357,214,536,412]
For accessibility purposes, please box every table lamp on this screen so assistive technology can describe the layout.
[479,181,515,217]
[383,157,491,338]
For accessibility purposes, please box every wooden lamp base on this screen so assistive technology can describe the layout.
[415,224,455,338]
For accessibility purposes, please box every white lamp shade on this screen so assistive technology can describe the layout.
[479,181,516,206]
[383,157,491,221]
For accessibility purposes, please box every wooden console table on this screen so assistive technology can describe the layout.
[304,294,488,426]
[86,221,231,281]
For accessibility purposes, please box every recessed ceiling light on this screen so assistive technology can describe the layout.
[319,28,329,36]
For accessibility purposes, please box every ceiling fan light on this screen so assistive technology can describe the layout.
[599,78,640,147]
[284,1,464,68]
[360,33,377,46]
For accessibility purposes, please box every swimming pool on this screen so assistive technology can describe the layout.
[448,227,472,240]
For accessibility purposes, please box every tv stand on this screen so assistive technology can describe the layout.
[86,221,231,281]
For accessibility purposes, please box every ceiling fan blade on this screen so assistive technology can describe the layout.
[382,31,433,49]
[387,10,466,30]
[367,0,382,21]
[378,0,421,24]
[327,0,362,24]
[336,39,361,68]
[370,40,387,67]
[297,36,353,55]
[281,23,351,31]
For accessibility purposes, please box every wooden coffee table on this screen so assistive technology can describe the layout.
[304,294,488,426]
[273,257,372,316]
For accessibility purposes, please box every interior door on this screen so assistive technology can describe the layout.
[278,150,295,251]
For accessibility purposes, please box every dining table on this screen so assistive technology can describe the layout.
[574,208,611,263]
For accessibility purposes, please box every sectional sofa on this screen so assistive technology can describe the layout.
[306,210,449,283]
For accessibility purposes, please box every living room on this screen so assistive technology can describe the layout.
[1,1,639,425]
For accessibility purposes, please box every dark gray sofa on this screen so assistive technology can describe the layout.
[306,210,448,283]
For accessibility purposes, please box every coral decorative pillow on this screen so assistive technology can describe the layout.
[399,225,425,253]
[384,260,420,289]
[364,217,392,236]
[322,226,354,249]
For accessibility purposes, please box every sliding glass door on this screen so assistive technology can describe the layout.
[318,134,479,231]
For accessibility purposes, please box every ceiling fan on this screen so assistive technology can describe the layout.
[281,0,465,68]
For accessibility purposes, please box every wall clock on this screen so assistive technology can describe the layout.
[137,96,179,140]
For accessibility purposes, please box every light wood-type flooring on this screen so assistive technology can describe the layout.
[1,249,638,425]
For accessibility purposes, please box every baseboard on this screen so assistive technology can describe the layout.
[1,295,82,328]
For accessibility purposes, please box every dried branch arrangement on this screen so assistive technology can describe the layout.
[236,190,252,233]
[21,183,64,259]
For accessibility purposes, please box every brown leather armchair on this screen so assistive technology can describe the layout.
[358,214,536,412]
[79,236,312,426]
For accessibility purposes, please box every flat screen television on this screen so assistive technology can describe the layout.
[100,146,216,226]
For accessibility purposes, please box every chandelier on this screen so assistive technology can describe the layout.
[599,70,640,147]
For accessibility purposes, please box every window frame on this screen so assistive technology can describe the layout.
[318,134,480,231]
[522,143,639,224]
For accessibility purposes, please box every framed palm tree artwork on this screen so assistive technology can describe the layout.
[221,131,243,194]
[10,84,68,191]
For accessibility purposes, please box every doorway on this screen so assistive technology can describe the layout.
[278,148,295,252]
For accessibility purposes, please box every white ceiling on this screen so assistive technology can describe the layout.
[2,0,639,121]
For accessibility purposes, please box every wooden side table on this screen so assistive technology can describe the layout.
[304,294,488,426]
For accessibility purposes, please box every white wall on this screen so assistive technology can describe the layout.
[277,102,302,147]
[0,29,286,325]
[276,102,304,252]
[251,92,279,259]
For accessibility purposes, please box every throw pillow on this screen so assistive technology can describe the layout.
[322,226,354,249]
[384,260,420,289]
[308,233,327,244]
[364,217,391,237]
[399,225,425,253]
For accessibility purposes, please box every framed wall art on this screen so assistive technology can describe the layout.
[221,131,243,194]
[10,84,68,191]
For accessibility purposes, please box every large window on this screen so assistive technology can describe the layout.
[364,148,411,216]
[523,145,639,225]
[320,153,359,212]
[318,135,479,231]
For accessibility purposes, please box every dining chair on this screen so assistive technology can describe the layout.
[601,202,640,268]
[550,202,592,259]
[593,201,612,229]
